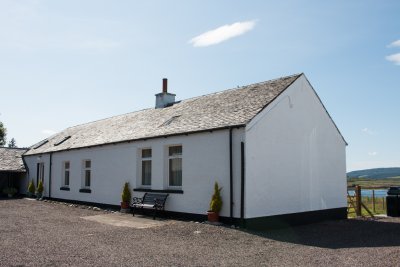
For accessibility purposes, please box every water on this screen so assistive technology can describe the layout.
[348,189,387,198]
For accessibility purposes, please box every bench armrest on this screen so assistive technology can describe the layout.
[132,197,143,205]
[154,198,165,208]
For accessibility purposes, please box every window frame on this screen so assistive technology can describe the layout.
[63,161,70,187]
[167,145,182,188]
[140,148,152,187]
[82,160,91,189]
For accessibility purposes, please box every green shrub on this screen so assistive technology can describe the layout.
[28,180,35,194]
[3,187,17,195]
[209,182,223,213]
[121,182,131,203]
[36,180,44,194]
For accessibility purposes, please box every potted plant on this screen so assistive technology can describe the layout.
[121,182,131,212]
[27,180,35,198]
[3,187,17,198]
[207,182,223,222]
[36,180,44,200]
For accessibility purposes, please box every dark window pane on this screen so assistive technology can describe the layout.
[169,158,182,186]
[65,162,70,169]
[141,160,151,185]
[169,146,182,156]
[142,149,152,158]
[85,170,91,187]
[40,163,45,180]
[85,160,91,168]
[65,171,69,186]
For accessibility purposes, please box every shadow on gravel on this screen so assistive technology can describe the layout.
[246,219,400,249]
[0,196,25,201]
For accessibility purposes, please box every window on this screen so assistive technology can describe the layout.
[54,136,71,146]
[83,160,91,188]
[63,161,70,187]
[168,145,182,187]
[141,149,152,186]
[34,140,48,149]
[160,115,181,127]
[36,162,44,185]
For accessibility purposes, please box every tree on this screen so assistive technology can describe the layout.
[0,121,6,146]
[209,182,223,213]
[8,138,17,148]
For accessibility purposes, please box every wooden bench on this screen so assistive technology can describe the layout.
[131,192,169,219]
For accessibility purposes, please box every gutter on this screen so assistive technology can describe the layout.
[240,141,245,226]
[48,152,53,198]
[229,127,233,221]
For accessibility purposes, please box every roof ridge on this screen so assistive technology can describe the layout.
[180,73,303,103]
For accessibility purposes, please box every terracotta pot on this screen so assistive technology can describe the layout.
[207,211,219,222]
[121,201,129,209]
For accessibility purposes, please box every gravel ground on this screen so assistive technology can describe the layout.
[1,198,400,266]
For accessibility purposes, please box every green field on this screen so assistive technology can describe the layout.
[347,176,400,188]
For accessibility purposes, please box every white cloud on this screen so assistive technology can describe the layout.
[386,53,400,65]
[189,20,256,47]
[42,129,56,136]
[368,152,377,156]
[361,128,377,135]
[388,40,400,48]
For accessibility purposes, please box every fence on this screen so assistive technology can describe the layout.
[347,185,387,217]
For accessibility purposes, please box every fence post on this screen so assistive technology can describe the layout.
[383,197,385,211]
[355,185,362,216]
[372,190,375,213]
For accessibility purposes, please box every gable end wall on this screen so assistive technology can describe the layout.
[244,75,347,218]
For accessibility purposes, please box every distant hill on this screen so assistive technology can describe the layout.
[347,168,400,179]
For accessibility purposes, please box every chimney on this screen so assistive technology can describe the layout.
[155,78,176,109]
[162,78,168,93]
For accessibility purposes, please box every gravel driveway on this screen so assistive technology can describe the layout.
[1,198,400,266]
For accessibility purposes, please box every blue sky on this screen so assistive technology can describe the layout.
[0,0,399,171]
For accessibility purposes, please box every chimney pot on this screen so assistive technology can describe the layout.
[162,78,168,93]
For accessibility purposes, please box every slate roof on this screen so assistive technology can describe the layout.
[25,74,302,156]
[0,147,27,172]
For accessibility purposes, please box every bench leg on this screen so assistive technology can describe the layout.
[153,209,156,220]
[132,206,135,217]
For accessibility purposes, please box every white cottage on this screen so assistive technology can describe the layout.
[22,74,347,229]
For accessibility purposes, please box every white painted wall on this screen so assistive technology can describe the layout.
[245,74,347,218]
[23,154,51,196]
[23,129,244,218]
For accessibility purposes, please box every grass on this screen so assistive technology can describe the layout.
[348,195,386,218]
[347,176,400,188]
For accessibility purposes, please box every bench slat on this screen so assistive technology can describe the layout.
[132,204,155,208]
